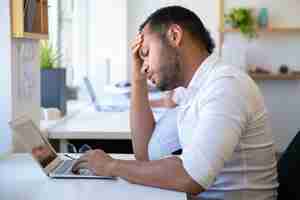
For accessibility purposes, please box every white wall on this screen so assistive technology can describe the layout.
[11,40,41,123]
[72,0,128,97]
[90,0,128,85]
[72,0,89,87]
[0,0,12,154]
[258,81,300,151]
[11,39,41,152]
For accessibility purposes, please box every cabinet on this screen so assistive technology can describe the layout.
[11,0,48,40]
[218,0,300,80]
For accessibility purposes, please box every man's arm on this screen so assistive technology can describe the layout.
[72,149,204,195]
[112,156,203,195]
[130,80,155,161]
[130,34,155,161]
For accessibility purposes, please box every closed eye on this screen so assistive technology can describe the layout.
[139,48,149,60]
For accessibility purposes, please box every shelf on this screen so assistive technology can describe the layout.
[23,32,48,40]
[249,73,300,80]
[221,27,300,33]
[11,0,49,40]
[12,32,48,40]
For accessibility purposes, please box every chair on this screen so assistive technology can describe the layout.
[277,131,300,200]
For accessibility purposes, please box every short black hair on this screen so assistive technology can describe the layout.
[139,6,215,54]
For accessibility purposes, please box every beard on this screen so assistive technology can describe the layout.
[156,40,183,91]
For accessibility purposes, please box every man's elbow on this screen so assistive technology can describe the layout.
[179,177,205,195]
[187,184,204,196]
[168,156,205,195]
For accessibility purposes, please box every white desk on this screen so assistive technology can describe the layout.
[44,106,131,140]
[41,105,131,152]
[0,154,186,200]
[42,102,167,152]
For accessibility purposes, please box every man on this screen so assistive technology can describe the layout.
[73,6,278,199]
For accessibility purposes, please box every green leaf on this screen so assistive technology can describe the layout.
[40,40,61,69]
[225,7,257,39]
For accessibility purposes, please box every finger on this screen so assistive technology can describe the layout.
[72,154,89,168]
[136,33,143,40]
[77,153,90,161]
[72,160,89,173]
[132,43,141,54]
[131,39,142,50]
[130,35,143,49]
[131,35,142,45]
[73,163,89,174]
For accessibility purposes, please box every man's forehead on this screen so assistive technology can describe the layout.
[141,24,156,42]
[140,23,151,34]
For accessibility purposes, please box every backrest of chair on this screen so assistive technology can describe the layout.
[277,131,300,200]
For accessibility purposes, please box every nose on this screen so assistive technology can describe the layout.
[141,62,150,75]
[146,70,153,80]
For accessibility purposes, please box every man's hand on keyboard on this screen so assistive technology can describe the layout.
[72,149,117,177]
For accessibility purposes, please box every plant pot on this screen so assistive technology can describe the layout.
[41,68,67,116]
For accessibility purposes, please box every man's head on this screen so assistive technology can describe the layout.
[138,6,215,91]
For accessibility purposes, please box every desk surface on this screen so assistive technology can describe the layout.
[42,103,167,140]
[0,154,186,200]
[43,106,131,140]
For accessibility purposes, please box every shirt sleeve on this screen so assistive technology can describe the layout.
[180,77,248,189]
[148,108,182,160]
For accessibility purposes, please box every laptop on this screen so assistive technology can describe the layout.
[9,116,115,179]
[83,77,128,112]
[83,77,168,120]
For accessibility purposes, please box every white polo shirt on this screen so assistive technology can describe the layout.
[149,54,278,200]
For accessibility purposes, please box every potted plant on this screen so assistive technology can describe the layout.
[40,41,67,116]
[225,8,256,39]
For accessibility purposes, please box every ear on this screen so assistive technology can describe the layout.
[166,24,183,47]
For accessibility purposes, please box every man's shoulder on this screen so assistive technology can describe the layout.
[196,63,263,105]
[204,63,258,94]
[210,63,249,81]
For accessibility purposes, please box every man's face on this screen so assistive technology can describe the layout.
[139,25,182,91]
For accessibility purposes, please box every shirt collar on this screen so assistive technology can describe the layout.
[173,53,219,105]
[187,53,219,90]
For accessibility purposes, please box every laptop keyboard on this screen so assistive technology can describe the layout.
[54,160,74,174]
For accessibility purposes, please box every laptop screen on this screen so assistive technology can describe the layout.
[83,77,98,103]
[10,117,58,168]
